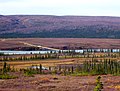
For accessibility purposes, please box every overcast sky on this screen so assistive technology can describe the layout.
[0,0,120,16]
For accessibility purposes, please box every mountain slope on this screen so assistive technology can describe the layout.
[0,15,120,38]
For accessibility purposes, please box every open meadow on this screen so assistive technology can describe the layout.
[0,51,120,91]
[0,74,120,91]
[0,38,120,91]
[0,38,120,49]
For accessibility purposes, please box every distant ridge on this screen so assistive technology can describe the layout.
[0,15,120,38]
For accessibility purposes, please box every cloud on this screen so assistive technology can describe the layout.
[0,0,25,3]
[0,0,120,16]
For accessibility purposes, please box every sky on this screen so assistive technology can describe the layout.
[0,0,120,16]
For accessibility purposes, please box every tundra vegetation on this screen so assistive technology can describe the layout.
[0,50,120,90]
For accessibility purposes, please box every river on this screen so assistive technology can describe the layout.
[0,49,119,55]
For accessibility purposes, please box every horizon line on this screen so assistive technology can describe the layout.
[1,14,120,17]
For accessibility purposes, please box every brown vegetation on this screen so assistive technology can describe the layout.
[0,38,120,49]
[0,73,120,91]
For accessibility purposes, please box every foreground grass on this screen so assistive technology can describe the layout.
[0,74,18,79]
[71,72,103,76]
[71,72,90,76]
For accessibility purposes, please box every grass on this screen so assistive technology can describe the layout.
[0,74,18,79]
[23,69,38,77]
[0,58,79,69]
[71,72,90,76]
[24,72,34,77]
[71,72,105,76]
[0,53,119,70]
[112,73,120,76]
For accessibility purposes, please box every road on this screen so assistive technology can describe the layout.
[19,41,60,51]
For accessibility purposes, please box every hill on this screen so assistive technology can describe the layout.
[0,15,120,38]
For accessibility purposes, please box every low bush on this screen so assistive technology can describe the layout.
[0,74,17,79]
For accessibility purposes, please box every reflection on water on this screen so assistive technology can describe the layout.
[29,65,49,70]
[0,50,52,55]
[0,49,119,55]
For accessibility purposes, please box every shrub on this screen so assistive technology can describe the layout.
[94,76,103,91]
